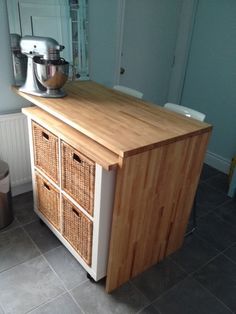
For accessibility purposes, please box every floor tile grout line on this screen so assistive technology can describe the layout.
[192,232,222,254]
[21,226,86,314]
[17,218,39,228]
[193,232,222,253]
[169,232,223,275]
[170,248,224,281]
[3,172,234,313]
[167,254,190,275]
[213,214,235,229]
[22,219,90,314]
[67,291,86,314]
[202,176,230,194]
[24,291,68,314]
[40,253,86,314]
[151,273,234,314]
[221,252,236,266]
[189,276,235,314]
[0,237,56,314]
[135,303,161,314]
[184,251,223,277]
[21,222,62,256]
[149,274,192,305]
[209,211,236,231]
[129,258,190,308]
[41,244,63,256]
[67,278,90,294]
[0,226,43,276]
[67,279,94,314]
[128,280,153,311]
[186,248,236,310]
[213,210,236,229]
[135,262,191,307]
[0,220,20,235]
[221,241,236,252]
[21,225,44,256]
[169,257,191,273]
[192,197,232,223]
[21,218,155,314]
[18,217,40,228]
[196,198,234,222]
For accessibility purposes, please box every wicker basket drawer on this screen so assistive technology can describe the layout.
[32,122,59,183]
[35,172,60,231]
[61,141,95,216]
[62,196,93,266]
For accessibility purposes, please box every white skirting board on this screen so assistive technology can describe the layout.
[11,181,32,197]
[205,150,231,174]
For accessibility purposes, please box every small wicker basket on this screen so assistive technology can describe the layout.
[61,141,95,216]
[35,172,60,230]
[62,196,93,266]
[32,122,59,183]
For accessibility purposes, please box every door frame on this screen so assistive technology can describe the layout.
[113,0,126,86]
[114,0,199,103]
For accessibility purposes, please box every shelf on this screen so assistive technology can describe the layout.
[23,106,119,171]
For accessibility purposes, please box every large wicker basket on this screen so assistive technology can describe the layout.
[32,122,59,183]
[35,172,60,230]
[61,141,95,216]
[62,196,93,266]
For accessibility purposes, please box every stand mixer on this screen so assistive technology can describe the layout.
[19,36,69,98]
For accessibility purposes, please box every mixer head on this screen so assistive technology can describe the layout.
[20,35,64,60]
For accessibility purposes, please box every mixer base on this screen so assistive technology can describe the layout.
[19,87,67,98]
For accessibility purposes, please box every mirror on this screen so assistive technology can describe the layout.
[6,0,89,80]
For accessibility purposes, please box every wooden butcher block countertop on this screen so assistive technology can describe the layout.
[15,80,212,158]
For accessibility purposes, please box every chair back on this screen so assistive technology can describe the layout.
[164,103,206,122]
[113,85,143,99]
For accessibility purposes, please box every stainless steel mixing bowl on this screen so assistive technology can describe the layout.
[33,57,69,97]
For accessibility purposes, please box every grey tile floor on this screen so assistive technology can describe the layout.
[0,164,236,314]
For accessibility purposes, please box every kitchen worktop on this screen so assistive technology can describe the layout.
[18,81,212,293]
[15,80,212,158]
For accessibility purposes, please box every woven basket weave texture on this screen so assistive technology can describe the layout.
[35,172,60,230]
[62,196,93,265]
[61,141,95,216]
[32,122,59,183]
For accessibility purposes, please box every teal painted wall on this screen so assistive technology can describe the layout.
[181,0,236,160]
[88,0,119,87]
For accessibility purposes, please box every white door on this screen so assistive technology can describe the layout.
[7,0,72,63]
[119,0,183,104]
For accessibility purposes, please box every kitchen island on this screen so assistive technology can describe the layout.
[16,81,212,292]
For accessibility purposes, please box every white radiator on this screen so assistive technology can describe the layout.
[0,111,32,195]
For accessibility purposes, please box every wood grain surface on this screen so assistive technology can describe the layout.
[18,81,212,293]
[105,131,210,292]
[22,107,119,170]
[15,81,212,157]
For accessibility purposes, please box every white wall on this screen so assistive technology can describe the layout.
[0,0,28,114]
